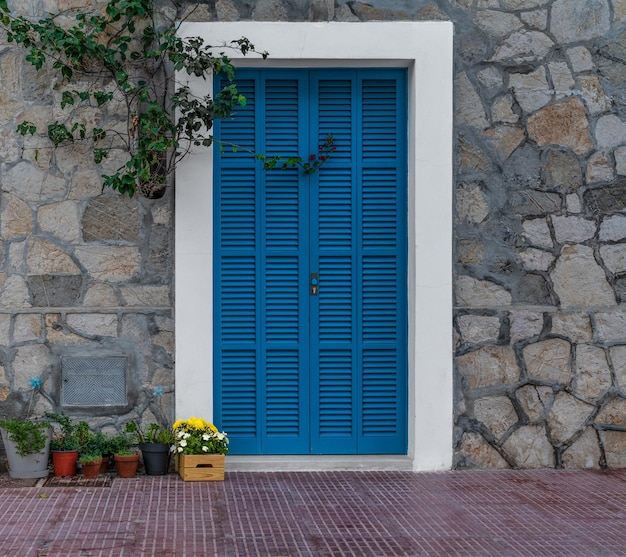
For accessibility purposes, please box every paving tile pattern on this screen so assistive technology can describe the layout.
[0,470,625,556]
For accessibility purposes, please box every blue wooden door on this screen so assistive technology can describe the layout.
[214,69,407,454]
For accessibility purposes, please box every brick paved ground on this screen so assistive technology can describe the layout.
[0,469,625,556]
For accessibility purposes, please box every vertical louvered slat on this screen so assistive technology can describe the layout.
[357,72,408,454]
[261,73,310,453]
[310,72,358,453]
[214,73,261,454]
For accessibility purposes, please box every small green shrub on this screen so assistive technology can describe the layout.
[0,419,50,456]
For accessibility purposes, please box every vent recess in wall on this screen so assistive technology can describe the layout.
[61,357,127,407]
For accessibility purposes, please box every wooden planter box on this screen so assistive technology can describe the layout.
[178,454,225,481]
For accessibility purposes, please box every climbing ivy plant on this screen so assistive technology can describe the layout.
[0,0,267,198]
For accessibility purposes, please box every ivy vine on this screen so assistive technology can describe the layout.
[0,0,266,197]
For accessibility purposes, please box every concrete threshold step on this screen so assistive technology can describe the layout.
[225,455,413,472]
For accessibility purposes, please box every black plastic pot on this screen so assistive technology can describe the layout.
[139,443,171,475]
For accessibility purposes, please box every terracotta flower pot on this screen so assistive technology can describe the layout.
[99,455,112,474]
[114,454,140,478]
[81,459,102,479]
[52,450,78,477]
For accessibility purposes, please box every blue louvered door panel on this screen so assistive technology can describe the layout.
[215,69,407,455]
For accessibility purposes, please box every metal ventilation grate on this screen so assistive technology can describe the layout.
[61,357,127,407]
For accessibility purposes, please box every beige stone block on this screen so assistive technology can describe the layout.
[0,314,10,346]
[551,215,596,244]
[26,238,79,275]
[615,146,626,176]
[3,162,67,204]
[501,0,550,8]
[516,384,553,422]
[474,395,518,440]
[13,314,42,343]
[69,168,104,200]
[458,136,492,174]
[491,30,553,64]
[551,0,611,43]
[501,425,555,468]
[551,245,615,307]
[547,392,595,443]
[457,314,501,345]
[456,183,489,224]
[543,150,583,192]
[519,248,554,272]
[586,150,614,183]
[13,344,50,391]
[600,244,626,274]
[595,397,626,427]
[491,94,518,124]
[120,285,171,307]
[456,239,485,266]
[594,310,626,342]
[575,345,612,401]
[458,432,510,469]
[509,67,551,113]
[83,284,120,307]
[66,313,118,337]
[520,9,548,30]
[456,276,512,308]
[523,338,571,384]
[610,345,626,390]
[154,331,174,354]
[1,194,33,239]
[38,201,81,243]
[561,427,601,469]
[0,275,31,308]
[7,241,27,274]
[473,10,523,37]
[509,310,544,343]
[596,114,626,149]
[523,218,553,248]
[455,72,489,131]
[566,46,594,72]
[551,313,592,342]
[457,345,519,388]
[483,125,525,160]
[579,75,612,115]
[44,314,92,345]
[599,430,626,468]
[74,246,140,282]
[615,0,626,23]
[527,98,593,155]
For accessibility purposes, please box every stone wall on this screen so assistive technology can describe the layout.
[0,0,174,436]
[3,0,626,468]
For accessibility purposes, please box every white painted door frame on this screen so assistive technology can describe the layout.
[175,21,454,471]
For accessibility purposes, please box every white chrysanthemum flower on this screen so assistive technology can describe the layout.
[176,431,185,439]
[183,433,191,440]
[177,447,183,453]
[202,446,208,452]
[202,433,210,441]
[180,440,187,447]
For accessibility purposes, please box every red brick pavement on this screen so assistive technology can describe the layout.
[0,469,625,556]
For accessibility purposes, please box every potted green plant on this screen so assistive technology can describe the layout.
[0,418,51,479]
[45,412,87,477]
[86,431,115,474]
[78,453,102,479]
[133,422,174,476]
[111,428,140,478]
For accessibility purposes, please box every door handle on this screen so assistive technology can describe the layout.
[310,273,319,296]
